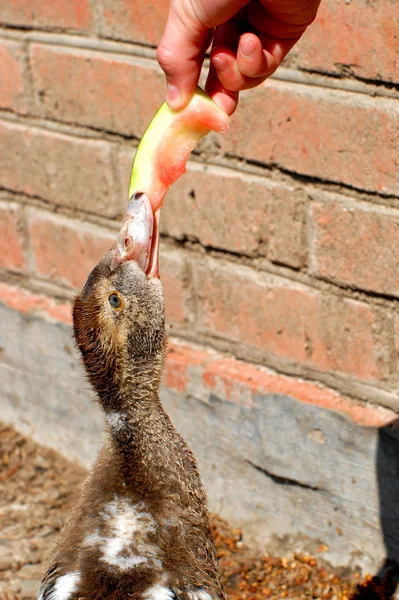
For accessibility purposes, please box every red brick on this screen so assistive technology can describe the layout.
[30,45,164,137]
[160,247,193,329]
[193,257,392,384]
[163,165,271,256]
[163,342,212,394]
[2,277,396,421]
[119,150,307,267]
[266,186,307,268]
[165,166,307,268]
[0,282,72,324]
[222,80,399,196]
[311,194,399,297]
[27,209,116,289]
[99,0,169,46]
[1,273,398,415]
[0,0,92,31]
[0,40,28,114]
[163,340,397,426]
[0,201,25,271]
[0,120,124,218]
[292,0,399,84]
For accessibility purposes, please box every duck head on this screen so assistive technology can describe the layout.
[72,193,165,405]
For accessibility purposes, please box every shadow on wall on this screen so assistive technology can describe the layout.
[377,419,399,596]
[352,419,399,600]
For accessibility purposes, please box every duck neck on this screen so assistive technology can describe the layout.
[98,349,163,404]
[97,350,197,503]
[98,351,168,448]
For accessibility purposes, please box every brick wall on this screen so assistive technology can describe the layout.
[1,1,399,417]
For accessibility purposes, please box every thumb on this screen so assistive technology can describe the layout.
[156,5,210,109]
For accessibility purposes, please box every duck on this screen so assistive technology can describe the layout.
[37,193,226,600]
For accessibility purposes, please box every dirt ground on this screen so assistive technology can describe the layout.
[0,422,397,600]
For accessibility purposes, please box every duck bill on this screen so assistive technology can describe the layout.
[111,192,160,278]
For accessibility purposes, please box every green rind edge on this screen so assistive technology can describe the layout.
[127,87,224,201]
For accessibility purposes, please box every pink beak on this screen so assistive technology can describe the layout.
[111,192,160,278]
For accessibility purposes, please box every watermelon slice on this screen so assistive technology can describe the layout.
[112,88,230,277]
[129,86,230,213]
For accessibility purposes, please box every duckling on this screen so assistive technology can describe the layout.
[37,193,226,600]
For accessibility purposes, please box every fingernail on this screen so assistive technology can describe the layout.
[240,38,255,59]
[166,83,181,107]
[211,54,229,72]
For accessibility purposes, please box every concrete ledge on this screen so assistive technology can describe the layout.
[1,286,398,573]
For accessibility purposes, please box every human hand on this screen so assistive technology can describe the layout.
[157,0,321,115]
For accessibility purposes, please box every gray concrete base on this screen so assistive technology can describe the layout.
[1,303,398,573]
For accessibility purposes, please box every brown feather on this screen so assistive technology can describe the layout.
[38,252,226,600]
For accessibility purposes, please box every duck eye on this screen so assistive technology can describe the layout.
[108,292,123,310]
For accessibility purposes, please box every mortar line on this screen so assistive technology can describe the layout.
[1,108,398,208]
[1,267,398,413]
[3,186,399,310]
[6,102,396,209]
[160,237,399,309]
[0,108,141,143]
[173,330,399,412]
[1,27,399,100]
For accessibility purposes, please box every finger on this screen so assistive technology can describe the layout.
[156,8,210,109]
[205,62,239,116]
[211,46,270,92]
[210,21,276,92]
[157,0,252,110]
[210,21,254,93]
[238,31,300,79]
[236,32,274,78]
